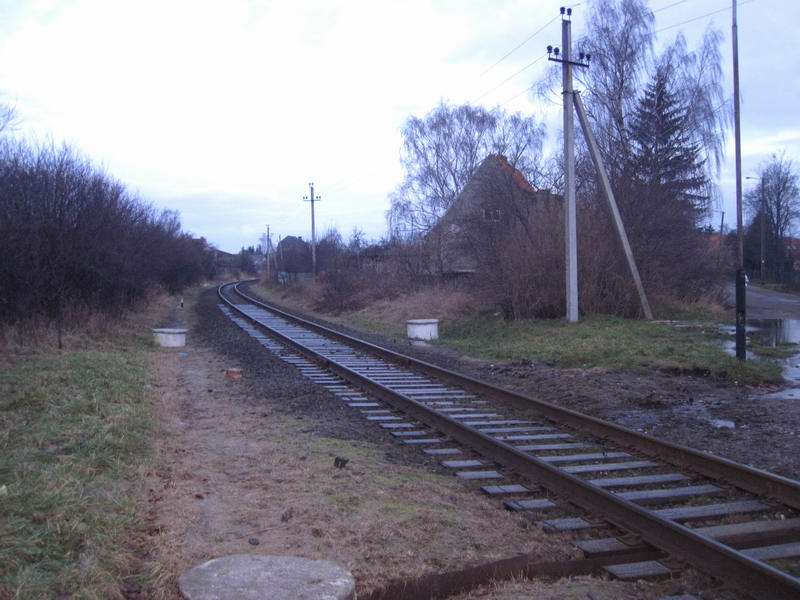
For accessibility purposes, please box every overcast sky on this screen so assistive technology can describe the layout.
[1,0,797,252]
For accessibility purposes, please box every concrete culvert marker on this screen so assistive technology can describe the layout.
[152,328,188,347]
[406,319,439,341]
[178,554,355,600]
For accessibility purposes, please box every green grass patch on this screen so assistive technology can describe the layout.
[439,315,782,386]
[0,344,154,599]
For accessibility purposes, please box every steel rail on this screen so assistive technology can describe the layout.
[218,281,800,598]
[228,281,800,511]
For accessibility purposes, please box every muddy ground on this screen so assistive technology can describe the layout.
[239,283,800,481]
[143,287,730,598]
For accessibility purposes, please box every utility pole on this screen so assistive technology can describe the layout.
[278,235,284,282]
[265,225,272,283]
[761,175,766,282]
[303,183,321,275]
[746,175,767,282]
[548,7,652,321]
[732,0,746,360]
[548,6,578,322]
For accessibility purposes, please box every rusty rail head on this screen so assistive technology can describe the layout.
[218,282,800,599]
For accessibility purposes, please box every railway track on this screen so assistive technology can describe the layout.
[218,280,800,599]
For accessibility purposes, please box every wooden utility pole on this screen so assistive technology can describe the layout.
[303,183,321,275]
[574,92,653,320]
[732,0,746,360]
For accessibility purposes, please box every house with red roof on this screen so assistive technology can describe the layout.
[426,154,557,275]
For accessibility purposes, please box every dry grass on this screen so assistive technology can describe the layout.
[0,292,177,357]
[448,570,717,600]
[147,345,577,597]
[255,282,481,338]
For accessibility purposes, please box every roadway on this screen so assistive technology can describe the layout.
[742,284,800,320]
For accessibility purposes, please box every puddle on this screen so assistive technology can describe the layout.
[722,318,800,398]
[749,318,800,346]
[710,418,736,429]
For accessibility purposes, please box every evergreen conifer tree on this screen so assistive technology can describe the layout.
[629,65,709,225]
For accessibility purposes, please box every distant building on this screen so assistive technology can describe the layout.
[426,154,557,275]
[275,235,312,281]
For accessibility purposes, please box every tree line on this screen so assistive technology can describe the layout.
[0,137,217,344]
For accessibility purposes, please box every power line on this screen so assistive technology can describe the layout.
[654,0,756,35]
[653,0,691,14]
[480,15,558,77]
[475,54,547,103]
[500,86,531,108]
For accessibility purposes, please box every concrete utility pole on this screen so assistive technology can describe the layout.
[574,92,653,320]
[760,176,766,282]
[303,183,321,275]
[548,7,651,321]
[732,0,746,360]
[548,7,586,322]
[278,234,284,280]
[562,8,578,322]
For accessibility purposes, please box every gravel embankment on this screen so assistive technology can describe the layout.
[192,286,442,467]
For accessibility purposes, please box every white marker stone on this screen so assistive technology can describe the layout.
[178,554,355,600]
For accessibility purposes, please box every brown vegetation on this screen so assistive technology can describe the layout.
[0,140,217,347]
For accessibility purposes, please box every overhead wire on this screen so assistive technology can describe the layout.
[500,87,532,108]
[472,3,593,106]
[654,0,756,35]
[480,15,559,77]
[475,54,548,103]
[652,0,692,14]
[479,0,741,109]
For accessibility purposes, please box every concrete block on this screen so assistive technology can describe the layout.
[178,554,355,600]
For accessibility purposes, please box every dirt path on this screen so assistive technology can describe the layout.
[146,344,572,597]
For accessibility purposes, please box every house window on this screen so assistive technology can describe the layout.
[483,207,501,221]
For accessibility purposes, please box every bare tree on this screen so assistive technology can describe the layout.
[387,103,545,239]
[0,92,19,136]
[537,0,727,204]
[745,153,800,280]
[0,138,215,344]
